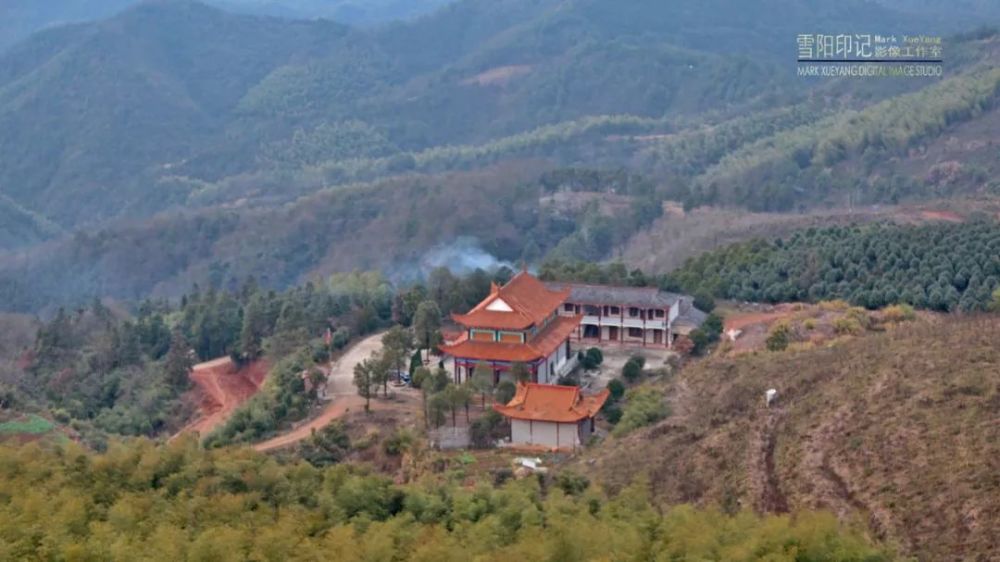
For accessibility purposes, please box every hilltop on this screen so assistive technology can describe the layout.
[0,1,998,311]
[577,314,1000,560]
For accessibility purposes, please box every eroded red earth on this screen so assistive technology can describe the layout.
[176,357,268,438]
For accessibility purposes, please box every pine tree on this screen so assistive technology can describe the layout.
[412,300,442,361]
[163,330,194,390]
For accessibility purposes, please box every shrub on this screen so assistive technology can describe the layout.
[766,322,791,351]
[602,403,623,424]
[622,356,645,383]
[581,347,604,370]
[607,379,626,401]
[299,422,351,467]
[383,429,415,456]
[470,410,507,448]
[689,329,710,355]
[846,307,872,330]
[411,366,431,389]
[702,313,724,341]
[693,291,716,313]
[819,300,851,312]
[882,304,916,323]
[612,388,668,436]
[834,317,864,335]
[555,471,591,496]
[331,327,351,349]
[495,380,517,404]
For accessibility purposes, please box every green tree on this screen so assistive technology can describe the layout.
[495,380,517,405]
[442,384,472,427]
[427,392,449,428]
[510,361,532,383]
[470,362,495,408]
[239,292,272,360]
[622,356,644,383]
[693,291,716,313]
[353,355,379,412]
[163,330,194,390]
[381,325,414,389]
[607,378,626,401]
[412,300,442,361]
[581,347,604,370]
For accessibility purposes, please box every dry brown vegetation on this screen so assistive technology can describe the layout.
[577,315,1000,561]
[716,301,923,355]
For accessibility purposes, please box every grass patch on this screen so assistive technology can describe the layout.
[0,415,55,435]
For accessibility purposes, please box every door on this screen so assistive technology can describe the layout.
[608,326,619,341]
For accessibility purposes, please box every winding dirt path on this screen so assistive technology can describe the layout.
[253,332,386,452]
[747,405,790,513]
[799,368,895,542]
[174,358,268,439]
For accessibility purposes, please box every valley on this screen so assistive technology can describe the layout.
[0,0,998,560]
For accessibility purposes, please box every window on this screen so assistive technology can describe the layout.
[655,309,665,318]
[610,306,620,315]
[584,305,600,316]
[629,307,640,317]
[628,327,643,338]
[564,303,574,312]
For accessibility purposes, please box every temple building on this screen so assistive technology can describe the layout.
[439,271,581,385]
[493,382,609,449]
[545,282,707,348]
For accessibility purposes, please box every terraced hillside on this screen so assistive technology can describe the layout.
[580,315,999,560]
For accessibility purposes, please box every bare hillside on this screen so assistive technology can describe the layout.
[579,315,999,561]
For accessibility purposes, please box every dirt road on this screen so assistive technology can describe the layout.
[253,331,386,452]
[174,357,268,439]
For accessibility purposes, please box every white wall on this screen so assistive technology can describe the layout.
[510,419,582,448]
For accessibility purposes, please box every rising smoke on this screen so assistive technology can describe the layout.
[388,236,515,283]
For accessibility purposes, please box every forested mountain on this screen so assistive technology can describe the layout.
[0,0,998,309]
[667,222,1000,311]
[0,0,450,52]
[0,0,801,229]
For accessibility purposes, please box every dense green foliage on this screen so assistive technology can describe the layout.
[4,272,396,444]
[670,222,1000,311]
[12,300,188,441]
[0,439,889,561]
[0,1,997,311]
[0,0,797,231]
[679,67,1000,211]
[611,387,670,437]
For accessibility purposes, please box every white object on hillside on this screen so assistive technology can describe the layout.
[765,389,778,408]
[514,457,544,470]
[726,329,742,342]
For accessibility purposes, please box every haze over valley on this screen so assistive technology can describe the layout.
[0,2,998,560]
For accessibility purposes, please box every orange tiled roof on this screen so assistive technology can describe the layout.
[439,315,580,363]
[493,383,610,423]
[451,271,571,330]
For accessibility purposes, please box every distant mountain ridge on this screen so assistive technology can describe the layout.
[0,0,997,310]
[0,0,452,51]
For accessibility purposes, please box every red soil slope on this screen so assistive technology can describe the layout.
[176,357,268,439]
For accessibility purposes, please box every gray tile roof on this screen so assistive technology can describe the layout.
[545,282,682,308]
[673,297,708,328]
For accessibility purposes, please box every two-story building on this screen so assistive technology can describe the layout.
[545,282,706,348]
[439,271,582,385]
